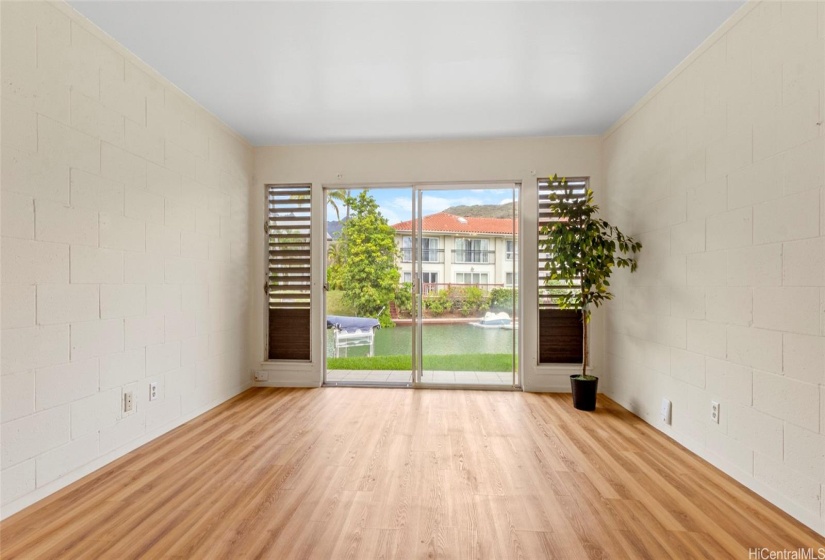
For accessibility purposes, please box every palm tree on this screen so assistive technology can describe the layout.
[327,189,349,222]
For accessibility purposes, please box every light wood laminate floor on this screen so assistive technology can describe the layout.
[1,388,822,558]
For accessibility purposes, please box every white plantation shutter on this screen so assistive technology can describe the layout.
[267,184,312,360]
[537,177,586,364]
[537,177,587,309]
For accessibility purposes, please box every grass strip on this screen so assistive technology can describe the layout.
[327,353,516,372]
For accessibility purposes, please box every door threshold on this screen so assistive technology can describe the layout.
[323,381,413,388]
[414,383,522,391]
[322,380,521,391]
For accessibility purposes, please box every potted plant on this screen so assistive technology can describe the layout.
[539,175,642,411]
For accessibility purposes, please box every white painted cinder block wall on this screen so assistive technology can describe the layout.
[602,1,825,534]
[0,1,255,516]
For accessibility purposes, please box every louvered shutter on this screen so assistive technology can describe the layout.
[537,177,585,364]
[267,185,312,360]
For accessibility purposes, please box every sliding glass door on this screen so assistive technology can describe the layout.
[324,186,414,386]
[323,182,519,389]
[413,184,519,387]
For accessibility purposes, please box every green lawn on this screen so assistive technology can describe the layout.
[327,353,515,372]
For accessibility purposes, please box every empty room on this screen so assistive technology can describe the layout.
[1,0,824,557]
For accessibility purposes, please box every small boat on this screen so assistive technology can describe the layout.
[470,312,512,329]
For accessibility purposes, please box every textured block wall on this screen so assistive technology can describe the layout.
[0,1,254,513]
[602,2,824,533]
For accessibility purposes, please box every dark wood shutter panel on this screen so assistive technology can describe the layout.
[538,177,587,364]
[268,184,311,361]
[538,309,583,364]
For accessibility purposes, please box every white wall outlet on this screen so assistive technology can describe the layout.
[660,398,672,425]
[149,382,158,401]
[254,371,268,382]
[711,401,720,424]
[124,391,134,414]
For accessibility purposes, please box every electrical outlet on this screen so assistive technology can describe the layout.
[149,382,158,401]
[711,401,720,424]
[123,391,134,414]
[254,371,268,382]
[660,398,672,425]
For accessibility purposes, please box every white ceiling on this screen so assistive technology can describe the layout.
[71,1,743,146]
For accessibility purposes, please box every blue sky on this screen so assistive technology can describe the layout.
[327,187,516,226]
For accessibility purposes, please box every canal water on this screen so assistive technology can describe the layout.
[327,323,515,358]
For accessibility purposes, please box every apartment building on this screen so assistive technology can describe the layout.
[392,213,518,291]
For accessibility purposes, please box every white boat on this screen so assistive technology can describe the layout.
[470,312,512,329]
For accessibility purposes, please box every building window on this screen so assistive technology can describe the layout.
[456,272,488,285]
[454,238,492,263]
[403,271,438,284]
[505,272,517,286]
[505,239,517,261]
[401,236,441,262]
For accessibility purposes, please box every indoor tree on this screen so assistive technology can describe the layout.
[539,175,642,409]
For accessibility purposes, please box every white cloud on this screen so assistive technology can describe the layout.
[380,207,404,226]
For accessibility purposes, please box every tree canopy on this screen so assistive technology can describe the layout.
[337,191,400,326]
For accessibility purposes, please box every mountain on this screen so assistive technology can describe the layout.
[442,202,517,219]
[327,219,346,239]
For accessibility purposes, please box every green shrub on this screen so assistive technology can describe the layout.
[424,289,453,316]
[459,286,489,316]
[490,288,517,311]
[378,307,395,328]
[394,282,413,314]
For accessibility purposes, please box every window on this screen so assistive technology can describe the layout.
[267,184,311,360]
[403,272,438,284]
[537,177,587,364]
[454,238,492,263]
[505,272,517,286]
[401,236,441,262]
[421,238,439,262]
[456,272,488,285]
[505,239,516,261]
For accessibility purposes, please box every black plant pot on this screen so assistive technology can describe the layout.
[570,375,599,411]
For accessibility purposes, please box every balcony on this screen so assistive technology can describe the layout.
[452,250,495,264]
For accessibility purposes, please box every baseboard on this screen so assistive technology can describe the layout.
[0,380,253,521]
[522,365,593,393]
[608,393,825,538]
[254,379,320,388]
[666,428,825,537]
[523,377,572,392]
[254,368,321,388]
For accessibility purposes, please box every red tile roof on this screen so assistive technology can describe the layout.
[392,213,517,235]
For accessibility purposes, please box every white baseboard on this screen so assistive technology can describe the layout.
[523,366,593,393]
[666,428,825,537]
[254,379,320,388]
[523,378,572,392]
[254,368,321,388]
[1,380,252,521]
[608,393,825,538]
